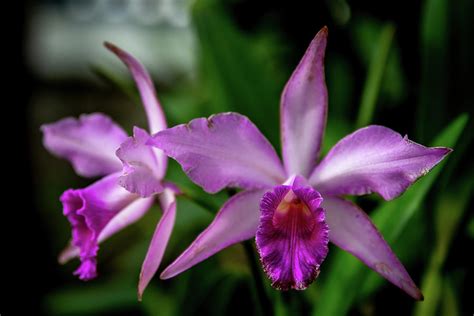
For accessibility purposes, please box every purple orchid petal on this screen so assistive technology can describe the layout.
[138,188,177,300]
[162,181,182,195]
[149,113,286,193]
[116,127,165,197]
[256,182,329,290]
[41,113,127,178]
[58,240,78,264]
[59,196,154,264]
[323,196,423,300]
[61,173,140,280]
[98,196,154,243]
[105,42,167,135]
[160,189,266,279]
[105,42,168,178]
[281,27,328,177]
[309,125,451,200]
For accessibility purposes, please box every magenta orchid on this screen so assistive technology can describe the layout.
[41,43,177,298]
[148,27,450,298]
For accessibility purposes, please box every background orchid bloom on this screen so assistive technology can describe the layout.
[148,27,451,299]
[41,42,178,298]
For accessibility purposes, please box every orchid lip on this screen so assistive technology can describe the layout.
[61,189,99,281]
[60,173,139,281]
[256,180,329,290]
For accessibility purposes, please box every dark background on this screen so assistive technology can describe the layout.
[5,0,473,315]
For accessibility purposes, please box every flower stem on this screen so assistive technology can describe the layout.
[243,240,274,316]
[355,23,395,128]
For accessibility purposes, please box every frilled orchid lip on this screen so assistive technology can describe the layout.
[256,180,329,290]
[61,189,100,280]
[60,173,137,280]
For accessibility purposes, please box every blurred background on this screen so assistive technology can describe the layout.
[7,0,473,315]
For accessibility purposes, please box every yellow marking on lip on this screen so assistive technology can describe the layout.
[276,190,296,214]
[276,190,311,216]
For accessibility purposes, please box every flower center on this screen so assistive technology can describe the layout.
[276,190,310,215]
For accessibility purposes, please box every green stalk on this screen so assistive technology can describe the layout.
[413,178,472,316]
[179,190,218,214]
[243,241,274,316]
[355,24,395,128]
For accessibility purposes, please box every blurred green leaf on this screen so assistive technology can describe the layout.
[166,158,226,213]
[321,117,352,156]
[382,47,406,105]
[440,277,460,316]
[326,0,351,25]
[467,216,474,239]
[175,267,232,315]
[355,23,395,128]
[91,63,139,105]
[433,182,472,266]
[192,1,284,147]
[358,209,428,299]
[159,87,208,126]
[274,292,290,316]
[211,275,242,315]
[417,0,449,142]
[141,286,175,316]
[322,54,354,156]
[313,114,468,316]
[352,18,407,109]
[413,177,472,316]
[326,55,354,119]
[46,281,138,315]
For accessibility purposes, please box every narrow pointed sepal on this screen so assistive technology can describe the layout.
[281,26,328,177]
[160,189,266,279]
[138,189,177,300]
[323,197,423,300]
[104,42,167,134]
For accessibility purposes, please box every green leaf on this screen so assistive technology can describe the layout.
[467,215,474,239]
[141,286,175,316]
[413,176,473,316]
[355,23,395,128]
[351,18,407,107]
[90,63,140,106]
[358,209,428,299]
[172,259,235,315]
[192,2,284,147]
[274,292,290,316]
[417,0,449,142]
[327,0,351,26]
[326,55,354,120]
[312,114,468,316]
[46,281,138,315]
[211,275,242,315]
[440,277,460,316]
[322,117,352,156]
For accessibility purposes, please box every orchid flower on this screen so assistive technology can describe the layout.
[148,27,451,298]
[41,43,177,298]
